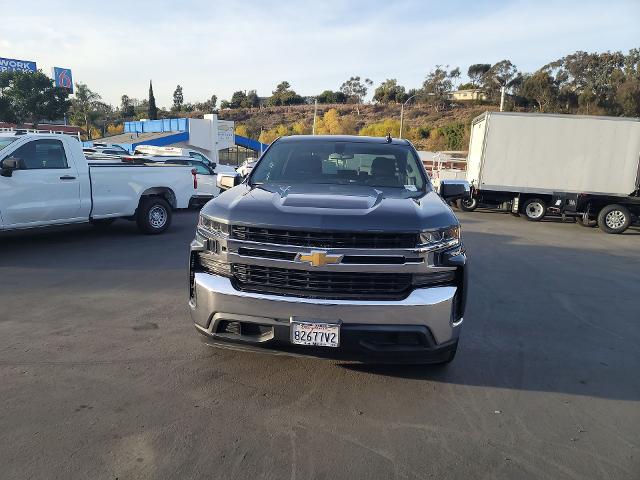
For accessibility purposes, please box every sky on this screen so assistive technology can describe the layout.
[1,0,638,108]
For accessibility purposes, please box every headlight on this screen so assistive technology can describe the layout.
[198,215,229,237]
[418,226,460,251]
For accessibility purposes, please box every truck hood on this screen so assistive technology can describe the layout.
[201,183,459,232]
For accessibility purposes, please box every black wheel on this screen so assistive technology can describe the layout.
[523,198,547,221]
[576,213,597,228]
[597,204,631,234]
[89,218,116,228]
[457,197,478,212]
[136,197,172,234]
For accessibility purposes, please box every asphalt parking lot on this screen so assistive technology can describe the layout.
[1,210,639,479]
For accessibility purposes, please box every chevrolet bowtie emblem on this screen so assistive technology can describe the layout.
[296,251,343,267]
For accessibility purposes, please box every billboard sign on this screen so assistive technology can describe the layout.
[0,57,37,73]
[217,120,235,150]
[53,67,73,93]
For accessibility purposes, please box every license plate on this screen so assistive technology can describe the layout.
[291,320,340,348]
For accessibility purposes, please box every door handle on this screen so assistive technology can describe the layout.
[60,175,76,180]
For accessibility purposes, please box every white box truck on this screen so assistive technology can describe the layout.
[461,112,640,234]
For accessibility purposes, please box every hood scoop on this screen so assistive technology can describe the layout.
[280,192,379,210]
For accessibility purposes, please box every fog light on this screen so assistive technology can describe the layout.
[412,271,456,287]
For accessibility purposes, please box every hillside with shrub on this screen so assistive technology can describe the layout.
[223,102,496,151]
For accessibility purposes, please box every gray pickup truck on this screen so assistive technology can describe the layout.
[189,135,469,364]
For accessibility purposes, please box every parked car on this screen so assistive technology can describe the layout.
[133,145,236,173]
[236,158,258,177]
[155,157,220,204]
[0,132,196,234]
[189,135,470,364]
[84,148,129,156]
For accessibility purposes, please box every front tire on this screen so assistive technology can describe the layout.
[523,198,547,221]
[457,197,478,212]
[136,197,172,234]
[597,204,631,234]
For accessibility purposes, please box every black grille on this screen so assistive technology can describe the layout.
[231,225,418,249]
[232,264,412,300]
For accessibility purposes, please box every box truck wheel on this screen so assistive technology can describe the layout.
[137,197,172,234]
[597,204,630,234]
[457,197,478,212]
[523,198,547,221]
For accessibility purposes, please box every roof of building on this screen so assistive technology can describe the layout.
[93,131,181,144]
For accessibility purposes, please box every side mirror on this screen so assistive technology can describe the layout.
[217,172,241,190]
[439,180,471,201]
[0,156,20,177]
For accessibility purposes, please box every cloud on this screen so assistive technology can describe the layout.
[1,0,638,107]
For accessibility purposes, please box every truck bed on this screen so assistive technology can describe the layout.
[89,163,194,218]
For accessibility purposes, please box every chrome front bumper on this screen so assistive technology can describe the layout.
[190,273,463,346]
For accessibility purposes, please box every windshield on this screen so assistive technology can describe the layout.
[250,140,429,193]
[0,137,17,152]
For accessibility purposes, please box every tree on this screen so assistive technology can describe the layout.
[0,70,70,126]
[230,90,248,108]
[543,50,627,114]
[359,118,402,137]
[70,82,101,138]
[172,85,184,112]
[194,94,217,113]
[339,76,373,103]
[373,79,407,104]
[482,60,520,98]
[316,90,347,104]
[246,90,260,108]
[148,81,158,120]
[120,95,135,118]
[422,66,460,110]
[467,64,491,87]
[314,108,357,135]
[267,81,304,106]
[235,124,249,137]
[616,79,640,117]
[291,121,310,135]
[520,71,558,112]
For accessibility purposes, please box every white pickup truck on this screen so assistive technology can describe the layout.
[0,132,196,234]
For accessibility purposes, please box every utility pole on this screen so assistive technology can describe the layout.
[400,93,433,138]
[400,94,417,139]
[499,86,506,112]
[312,99,318,135]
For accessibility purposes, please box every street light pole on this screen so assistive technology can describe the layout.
[399,94,417,139]
[312,98,318,135]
